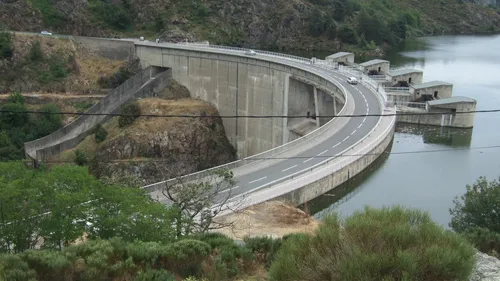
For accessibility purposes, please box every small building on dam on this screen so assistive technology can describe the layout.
[325,52,477,129]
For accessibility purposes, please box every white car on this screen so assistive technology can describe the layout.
[347,77,358,85]
[40,31,52,36]
[245,50,257,56]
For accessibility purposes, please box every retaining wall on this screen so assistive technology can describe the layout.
[24,66,172,161]
[73,37,135,61]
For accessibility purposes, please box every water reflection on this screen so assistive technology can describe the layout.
[396,124,473,148]
[300,139,394,217]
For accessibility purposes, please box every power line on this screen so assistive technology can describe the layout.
[1,108,499,119]
[34,145,500,164]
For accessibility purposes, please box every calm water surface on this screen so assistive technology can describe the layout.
[308,34,500,227]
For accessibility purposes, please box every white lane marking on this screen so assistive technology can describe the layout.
[317,150,328,156]
[367,106,369,112]
[351,129,357,135]
[332,143,341,149]
[282,165,298,172]
[303,157,314,163]
[248,177,267,184]
[358,123,363,129]
[363,117,367,123]
[343,136,349,142]
[220,186,240,194]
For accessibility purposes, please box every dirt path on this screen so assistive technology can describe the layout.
[215,201,319,240]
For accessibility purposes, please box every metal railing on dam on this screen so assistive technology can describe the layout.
[141,42,390,194]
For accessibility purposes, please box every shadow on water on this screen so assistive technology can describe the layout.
[396,123,473,148]
[299,138,394,217]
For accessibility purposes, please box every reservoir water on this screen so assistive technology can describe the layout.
[308,34,500,227]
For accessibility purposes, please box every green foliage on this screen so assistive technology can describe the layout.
[28,0,67,27]
[73,101,95,113]
[74,150,88,166]
[7,92,24,104]
[0,102,29,129]
[0,254,36,281]
[450,176,500,233]
[462,227,500,258]
[34,103,63,139]
[164,239,211,277]
[269,206,476,281]
[118,101,141,127]
[28,41,44,62]
[93,124,108,143]
[89,0,132,30]
[0,163,177,253]
[134,269,175,281]
[244,236,282,268]
[337,24,358,44]
[0,30,13,60]
[450,176,500,256]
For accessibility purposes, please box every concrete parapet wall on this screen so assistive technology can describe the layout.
[24,66,172,161]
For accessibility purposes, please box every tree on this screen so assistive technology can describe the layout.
[0,30,13,60]
[33,103,63,139]
[159,169,242,238]
[118,101,141,127]
[337,24,358,44]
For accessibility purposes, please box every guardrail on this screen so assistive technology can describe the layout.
[388,101,426,109]
[141,44,353,192]
[384,87,410,92]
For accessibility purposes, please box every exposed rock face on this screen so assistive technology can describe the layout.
[90,97,236,185]
[470,252,500,281]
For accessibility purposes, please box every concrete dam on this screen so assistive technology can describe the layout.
[24,35,400,211]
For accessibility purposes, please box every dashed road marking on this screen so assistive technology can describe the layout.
[220,186,239,194]
[317,150,328,156]
[343,136,350,142]
[249,177,267,184]
[303,157,314,163]
[358,123,363,129]
[332,143,341,149]
[282,165,298,172]
[363,117,367,123]
[351,130,357,135]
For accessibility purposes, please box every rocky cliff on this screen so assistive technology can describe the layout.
[60,90,236,185]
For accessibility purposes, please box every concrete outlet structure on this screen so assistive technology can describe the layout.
[360,59,390,75]
[325,52,355,65]
[410,81,453,100]
[388,69,423,85]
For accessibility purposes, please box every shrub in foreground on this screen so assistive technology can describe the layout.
[269,206,476,281]
[118,101,141,127]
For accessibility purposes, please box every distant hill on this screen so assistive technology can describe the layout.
[1,0,500,52]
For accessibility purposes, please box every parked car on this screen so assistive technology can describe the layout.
[40,31,52,36]
[245,50,257,56]
[347,77,358,85]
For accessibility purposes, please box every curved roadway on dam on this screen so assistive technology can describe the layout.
[17,32,385,204]
[145,45,384,204]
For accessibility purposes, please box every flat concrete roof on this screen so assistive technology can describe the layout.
[428,96,476,106]
[326,52,353,59]
[388,68,423,76]
[359,59,389,67]
[412,81,453,89]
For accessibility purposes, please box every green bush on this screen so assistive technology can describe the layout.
[7,92,24,105]
[28,41,44,62]
[0,30,13,60]
[74,150,88,166]
[462,227,500,258]
[269,206,476,281]
[118,101,141,128]
[20,250,72,281]
[94,124,108,143]
[34,103,63,139]
[337,24,359,44]
[450,177,500,256]
[244,236,282,268]
[164,239,211,278]
[89,0,132,30]
[0,254,37,281]
[134,269,175,281]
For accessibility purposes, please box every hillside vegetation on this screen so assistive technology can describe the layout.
[1,0,500,52]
